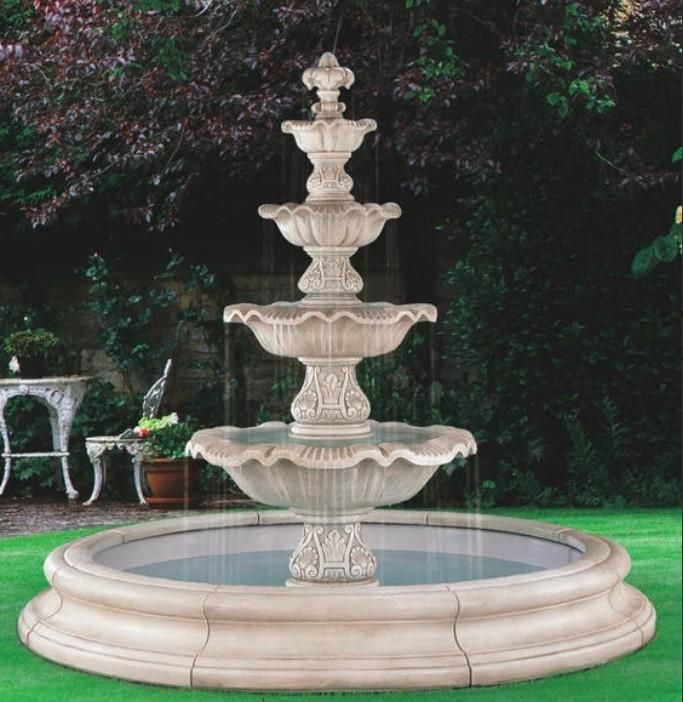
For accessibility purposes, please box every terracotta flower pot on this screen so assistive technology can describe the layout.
[143,457,203,509]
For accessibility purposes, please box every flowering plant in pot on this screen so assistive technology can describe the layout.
[136,413,203,508]
[3,328,59,378]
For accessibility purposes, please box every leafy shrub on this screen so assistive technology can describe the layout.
[0,304,65,377]
[141,419,198,460]
[358,331,454,426]
[2,328,58,358]
[464,479,498,510]
[632,200,682,277]
[445,185,680,507]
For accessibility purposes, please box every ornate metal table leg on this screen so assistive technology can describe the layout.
[48,406,78,500]
[83,443,106,506]
[0,456,10,496]
[0,398,11,495]
[130,448,147,505]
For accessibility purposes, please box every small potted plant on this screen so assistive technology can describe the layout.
[3,328,59,378]
[136,413,204,508]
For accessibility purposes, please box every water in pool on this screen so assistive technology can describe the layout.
[127,549,542,586]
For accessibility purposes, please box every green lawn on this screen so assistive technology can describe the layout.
[0,508,680,702]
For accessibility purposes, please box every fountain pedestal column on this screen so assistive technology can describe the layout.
[298,247,363,301]
[288,519,377,585]
[290,359,370,437]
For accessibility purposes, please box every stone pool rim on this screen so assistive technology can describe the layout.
[18,509,655,691]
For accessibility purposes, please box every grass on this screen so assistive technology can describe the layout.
[0,508,680,702]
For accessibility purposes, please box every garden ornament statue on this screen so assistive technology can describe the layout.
[19,54,654,692]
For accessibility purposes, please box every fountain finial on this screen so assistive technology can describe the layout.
[302,52,354,119]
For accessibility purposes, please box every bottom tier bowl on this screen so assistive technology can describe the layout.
[19,510,655,691]
[187,420,476,584]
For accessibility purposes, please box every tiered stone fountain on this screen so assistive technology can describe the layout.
[187,51,476,586]
[19,53,654,692]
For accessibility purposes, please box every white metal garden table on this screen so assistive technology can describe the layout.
[83,436,147,505]
[0,376,90,500]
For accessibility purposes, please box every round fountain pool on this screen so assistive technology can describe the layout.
[19,510,654,691]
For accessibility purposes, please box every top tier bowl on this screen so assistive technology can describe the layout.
[281,118,376,153]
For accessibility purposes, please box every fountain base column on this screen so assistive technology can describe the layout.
[290,358,371,438]
[288,520,377,585]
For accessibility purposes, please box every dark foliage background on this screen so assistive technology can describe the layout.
[0,0,679,505]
